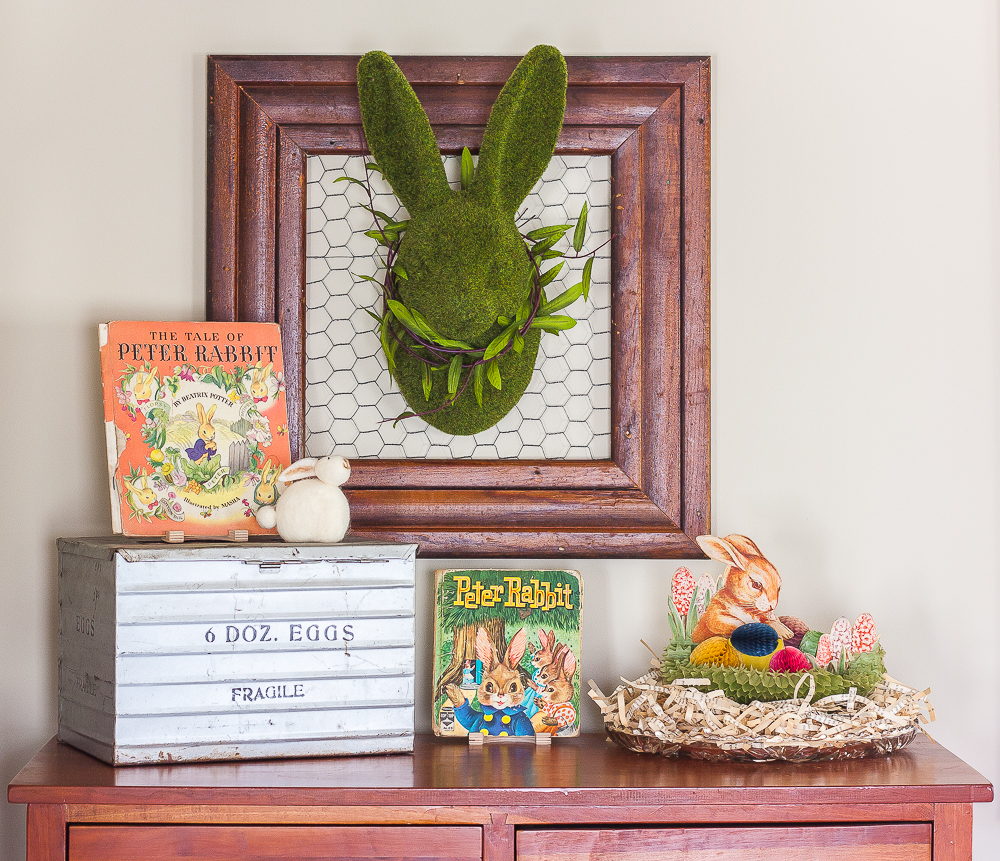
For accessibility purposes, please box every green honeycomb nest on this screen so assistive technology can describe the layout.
[659,646,886,705]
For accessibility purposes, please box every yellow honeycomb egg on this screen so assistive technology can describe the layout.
[690,636,741,667]
[736,638,784,671]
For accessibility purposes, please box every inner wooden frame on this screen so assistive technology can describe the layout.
[207,55,710,558]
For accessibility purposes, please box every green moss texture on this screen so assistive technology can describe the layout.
[356,46,567,436]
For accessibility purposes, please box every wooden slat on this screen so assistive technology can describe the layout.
[679,58,711,539]
[206,59,238,320]
[609,129,642,484]
[243,83,675,127]
[281,123,637,154]
[237,90,276,323]
[26,804,66,861]
[346,460,636,490]
[639,89,682,521]
[61,801,940,827]
[68,825,481,861]
[516,825,931,860]
[276,130,307,459]
[932,803,973,861]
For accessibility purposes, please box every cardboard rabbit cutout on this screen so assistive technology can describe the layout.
[357,46,567,434]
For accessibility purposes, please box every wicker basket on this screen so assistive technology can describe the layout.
[589,670,933,763]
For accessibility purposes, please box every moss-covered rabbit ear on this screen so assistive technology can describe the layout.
[471,45,567,215]
[357,51,452,216]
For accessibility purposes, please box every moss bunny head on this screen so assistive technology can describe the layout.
[357,46,567,435]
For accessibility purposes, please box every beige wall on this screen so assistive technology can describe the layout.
[2,1,997,857]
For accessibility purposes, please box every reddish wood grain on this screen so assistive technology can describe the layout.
[933,803,974,861]
[276,131,307,458]
[516,825,931,860]
[68,825,481,861]
[203,54,711,558]
[26,804,66,861]
[9,735,992,809]
[680,58,712,540]
[281,124,637,155]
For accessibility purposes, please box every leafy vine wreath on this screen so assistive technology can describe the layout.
[352,45,607,436]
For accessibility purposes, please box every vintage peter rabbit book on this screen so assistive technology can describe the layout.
[432,569,583,738]
[99,321,292,537]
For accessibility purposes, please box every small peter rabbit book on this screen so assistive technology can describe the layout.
[99,321,292,537]
[432,569,583,739]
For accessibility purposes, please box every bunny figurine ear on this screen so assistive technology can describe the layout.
[471,44,567,215]
[357,51,452,217]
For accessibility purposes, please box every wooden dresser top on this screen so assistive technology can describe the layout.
[8,734,992,809]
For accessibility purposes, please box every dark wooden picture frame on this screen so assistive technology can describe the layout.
[207,54,710,558]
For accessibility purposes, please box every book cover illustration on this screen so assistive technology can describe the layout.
[433,569,582,738]
[100,321,293,537]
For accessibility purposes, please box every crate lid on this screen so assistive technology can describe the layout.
[57,537,417,564]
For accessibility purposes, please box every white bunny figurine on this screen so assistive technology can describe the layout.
[255,455,351,543]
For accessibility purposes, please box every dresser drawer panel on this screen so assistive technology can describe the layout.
[516,825,931,860]
[68,825,482,860]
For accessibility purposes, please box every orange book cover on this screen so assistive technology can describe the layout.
[99,321,292,537]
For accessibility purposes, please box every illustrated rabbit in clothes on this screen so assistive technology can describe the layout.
[445,627,534,736]
[356,46,567,435]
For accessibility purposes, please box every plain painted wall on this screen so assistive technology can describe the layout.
[2,1,997,857]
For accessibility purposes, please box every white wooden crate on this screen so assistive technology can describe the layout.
[57,538,417,765]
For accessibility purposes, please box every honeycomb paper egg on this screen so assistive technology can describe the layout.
[851,613,878,653]
[671,567,696,616]
[778,615,810,650]
[769,646,812,673]
[815,634,833,666]
[798,630,823,656]
[690,636,740,667]
[731,623,783,671]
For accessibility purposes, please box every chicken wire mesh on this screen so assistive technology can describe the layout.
[304,153,611,460]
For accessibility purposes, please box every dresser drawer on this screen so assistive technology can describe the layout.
[516,825,931,860]
[68,825,481,861]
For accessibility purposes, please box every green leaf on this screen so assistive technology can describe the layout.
[365,162,383,174]
[392,263,408,281]
[387,300,439,344]
[486,359,502,390]
[365,229,397,247]
[526,224,571,241]
[333,176,368,187]
[392,411,418,427]
[513,332,525,354]
[538,281,583,316]
[497,315,512,327]
[447,355,463,395]
[379,318,396,372]
[573,201,588,253]
[422,363,432,401]
[530,315,577,332]
[530,235,560,256]
[352,272,384,285]
[539,249,564,261]
[461,147,474,191]
[582,256,594,301]
[473,363,484,406]
[483,324,516,361]
[361,205,399,224]
[362,307,382,324]
[538,261,564,287]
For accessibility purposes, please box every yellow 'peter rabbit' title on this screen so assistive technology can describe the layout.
[452,575,574,611]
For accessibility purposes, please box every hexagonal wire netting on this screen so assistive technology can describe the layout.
[304,154,611,460]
